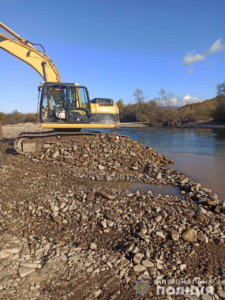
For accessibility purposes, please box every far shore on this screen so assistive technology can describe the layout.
[119,122,225,129]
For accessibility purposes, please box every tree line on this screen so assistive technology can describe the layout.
[0,110,38,125]
[0,82,224,125]
[117,82,225,125]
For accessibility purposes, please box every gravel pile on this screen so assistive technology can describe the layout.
[30,133,174,171]
[0,182,225,299]
[0,132,225,299]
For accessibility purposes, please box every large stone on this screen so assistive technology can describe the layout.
[97,191,116,200]
[51,149,59,159]
[105,210,117,220]
[180,177,189,184]
[142,260,154,268]
[53,216,62,226]
[171,230,179,241]
[156,231,165,239]
[133,253,144,264]
[0,248,20,259]
[133,264,146,272]
[90,243,97,250]
[86,191,95,201]
[217,290,225,299]
[93,289,102,298]
[181,229,197,242]
[209,193,218,201]
[148,266,157,275]
[156,173,162,180]
[98,165,105,170]
[201,295,213,300]
[18,267,35,278]
[197,232,208,243]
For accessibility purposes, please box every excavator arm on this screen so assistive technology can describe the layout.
[0,22,61,82]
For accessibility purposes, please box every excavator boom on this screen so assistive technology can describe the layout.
[0,22,61,82]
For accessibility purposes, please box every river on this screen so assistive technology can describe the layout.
[89,127,225,200]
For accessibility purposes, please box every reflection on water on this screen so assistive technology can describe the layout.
[76,180,181,196]
[87,127,225,199]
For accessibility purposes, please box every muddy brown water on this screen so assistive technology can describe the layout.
[87,127,225,200]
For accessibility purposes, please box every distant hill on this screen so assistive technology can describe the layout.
[178,98,217,112]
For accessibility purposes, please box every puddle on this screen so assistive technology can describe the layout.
[75,180,181,197]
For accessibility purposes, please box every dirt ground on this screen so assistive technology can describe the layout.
[1,123,47,139]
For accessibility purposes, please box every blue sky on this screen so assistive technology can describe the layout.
[0,0,225,112]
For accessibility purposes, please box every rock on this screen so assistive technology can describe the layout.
[156,231,165,239]
[21,263,40,268]
[155,215,162,223]
[181,229,197,242]
[51,149,59,159]
[133,253,144,264]
[93,289,102,298]
[209,193,218,200]
[201,295,213,300]
[180,178,189,184]
[86,192,95,201]
[207,199,219,206]
[148,266,157,275]
[171,230,179,241]
[97,191,116,200]
[156,173,162,180]
[77,243,88,250]
[68,255,79,262]
[133,264,146,272]
[0,248,20,259]
[105,210,117,220]
[64,157,74,165]
[18,267,35,278]
[51,205,59,213]
[180,264,186,270]
[121,259,130,267]
[98,165,105,170]
[101,220,107,229]
[109,290,121,299]
[53,216,62,226]
[197,232,209,243]
[90,243,97,250]
[217,290,225,299]
[142,260,154,268]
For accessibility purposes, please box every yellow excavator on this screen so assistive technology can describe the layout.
[0,22,119,153]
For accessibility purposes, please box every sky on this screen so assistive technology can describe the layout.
[0,0,225,113]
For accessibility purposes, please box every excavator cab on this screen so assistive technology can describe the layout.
[39,82,92,124]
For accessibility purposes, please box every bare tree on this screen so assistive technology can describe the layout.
[133,88,147,103]
[217,81,225,97]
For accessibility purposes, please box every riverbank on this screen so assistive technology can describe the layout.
[0,127,225,299]
[119,121,225,129]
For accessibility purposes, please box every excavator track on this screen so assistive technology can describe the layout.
[14,130,101,155]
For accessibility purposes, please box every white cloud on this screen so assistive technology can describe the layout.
[163,94,201,107]
[187,68,195,74]
[183,94,200,104]
[183,38,225,67]
[183,51,206,66]
[157,95,199,107]
[209,39,225,53]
